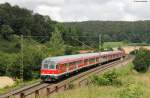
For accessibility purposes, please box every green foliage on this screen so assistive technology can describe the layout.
[119,83,143,98]
[91,70,122,86]
[65,46,74,55]
[6,54,21,78]
[0,52,12,75]
[68,83,75,89]
[0,52,17,76]
[0,3,56,42]
[0,35,21,53]
[48,27,65,56]
[133,48,150,72]
[0,25,14,40]
[0,38,48,80]
[129,49,139,55]
[64,21,150,44]
[21,40,48,80]
[105,46,113,51]
[116,63,133,76]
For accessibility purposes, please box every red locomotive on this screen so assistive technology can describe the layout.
[40,50,125,81]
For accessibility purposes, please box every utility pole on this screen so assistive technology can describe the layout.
[99,34,101,51]
[20,35,49,83]
[21,35,24,83]
[99,34,103,51]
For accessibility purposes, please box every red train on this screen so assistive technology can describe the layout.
[40,50,125,81]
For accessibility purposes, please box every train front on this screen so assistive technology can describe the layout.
[40,58,59,81]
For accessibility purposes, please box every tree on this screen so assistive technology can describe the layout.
[0,52,8,75]
[48,27,65,56]
[0,25,14,40]
[6,54,21,78]
[0,52,18,77]
[133,48,150,72]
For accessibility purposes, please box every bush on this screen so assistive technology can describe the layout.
[119,83,143,98]
[90,70,122,86]
[68,83,75,89]
[129,49,139,55]
[133,48,150,72]
[0,52,8,75]
[106,47,113,51]
[0,52,18,76]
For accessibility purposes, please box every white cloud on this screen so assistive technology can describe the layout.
[0,0,150,21]
[35,5,62,21]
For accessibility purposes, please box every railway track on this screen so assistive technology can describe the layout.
[0,55,134,98]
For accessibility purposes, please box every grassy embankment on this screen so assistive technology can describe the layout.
[49,63,150,98]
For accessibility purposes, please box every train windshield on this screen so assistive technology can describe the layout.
[42,61,56,69]
[43,63,49,69]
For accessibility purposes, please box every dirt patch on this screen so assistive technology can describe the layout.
[122,46,150,54]
[0,76,15,88]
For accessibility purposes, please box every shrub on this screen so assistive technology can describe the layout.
[0,52,18,76]
[90,70,122,86]
[133,48,150,72]
[129,49,139,55]
[68,83,75,89]
[119,83,143,98]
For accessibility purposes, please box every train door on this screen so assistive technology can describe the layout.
[58,64,66,73]
[66,63,69,73]
[84,59,89,66]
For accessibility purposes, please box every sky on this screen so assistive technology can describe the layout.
[0,0,150,22]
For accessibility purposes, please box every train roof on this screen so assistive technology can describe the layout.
[42,50,122,64]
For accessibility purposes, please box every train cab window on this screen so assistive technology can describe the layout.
[43,63,49,69]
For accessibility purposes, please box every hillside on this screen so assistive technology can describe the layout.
[63,21,150,43]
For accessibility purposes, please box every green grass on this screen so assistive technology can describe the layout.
[47,63,150,98]
[103,42,127,48]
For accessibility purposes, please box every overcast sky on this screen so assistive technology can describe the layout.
[0,0,150,22]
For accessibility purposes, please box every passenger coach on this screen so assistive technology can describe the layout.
[41,50,125,81]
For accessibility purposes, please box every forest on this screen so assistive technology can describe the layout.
[63,20,150,44]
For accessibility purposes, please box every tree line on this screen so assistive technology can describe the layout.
[63,21,150,44]
[0,3,56,42]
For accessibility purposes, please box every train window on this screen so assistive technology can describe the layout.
[76,61,81,65]
[89,58,95,62]
[56,65,59,69]
[65,63,69,67]
[70,62,76,66]
[49,61,56,69]
[43,63,49,69]
[49,64,55,69]
[96,58,99,61]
